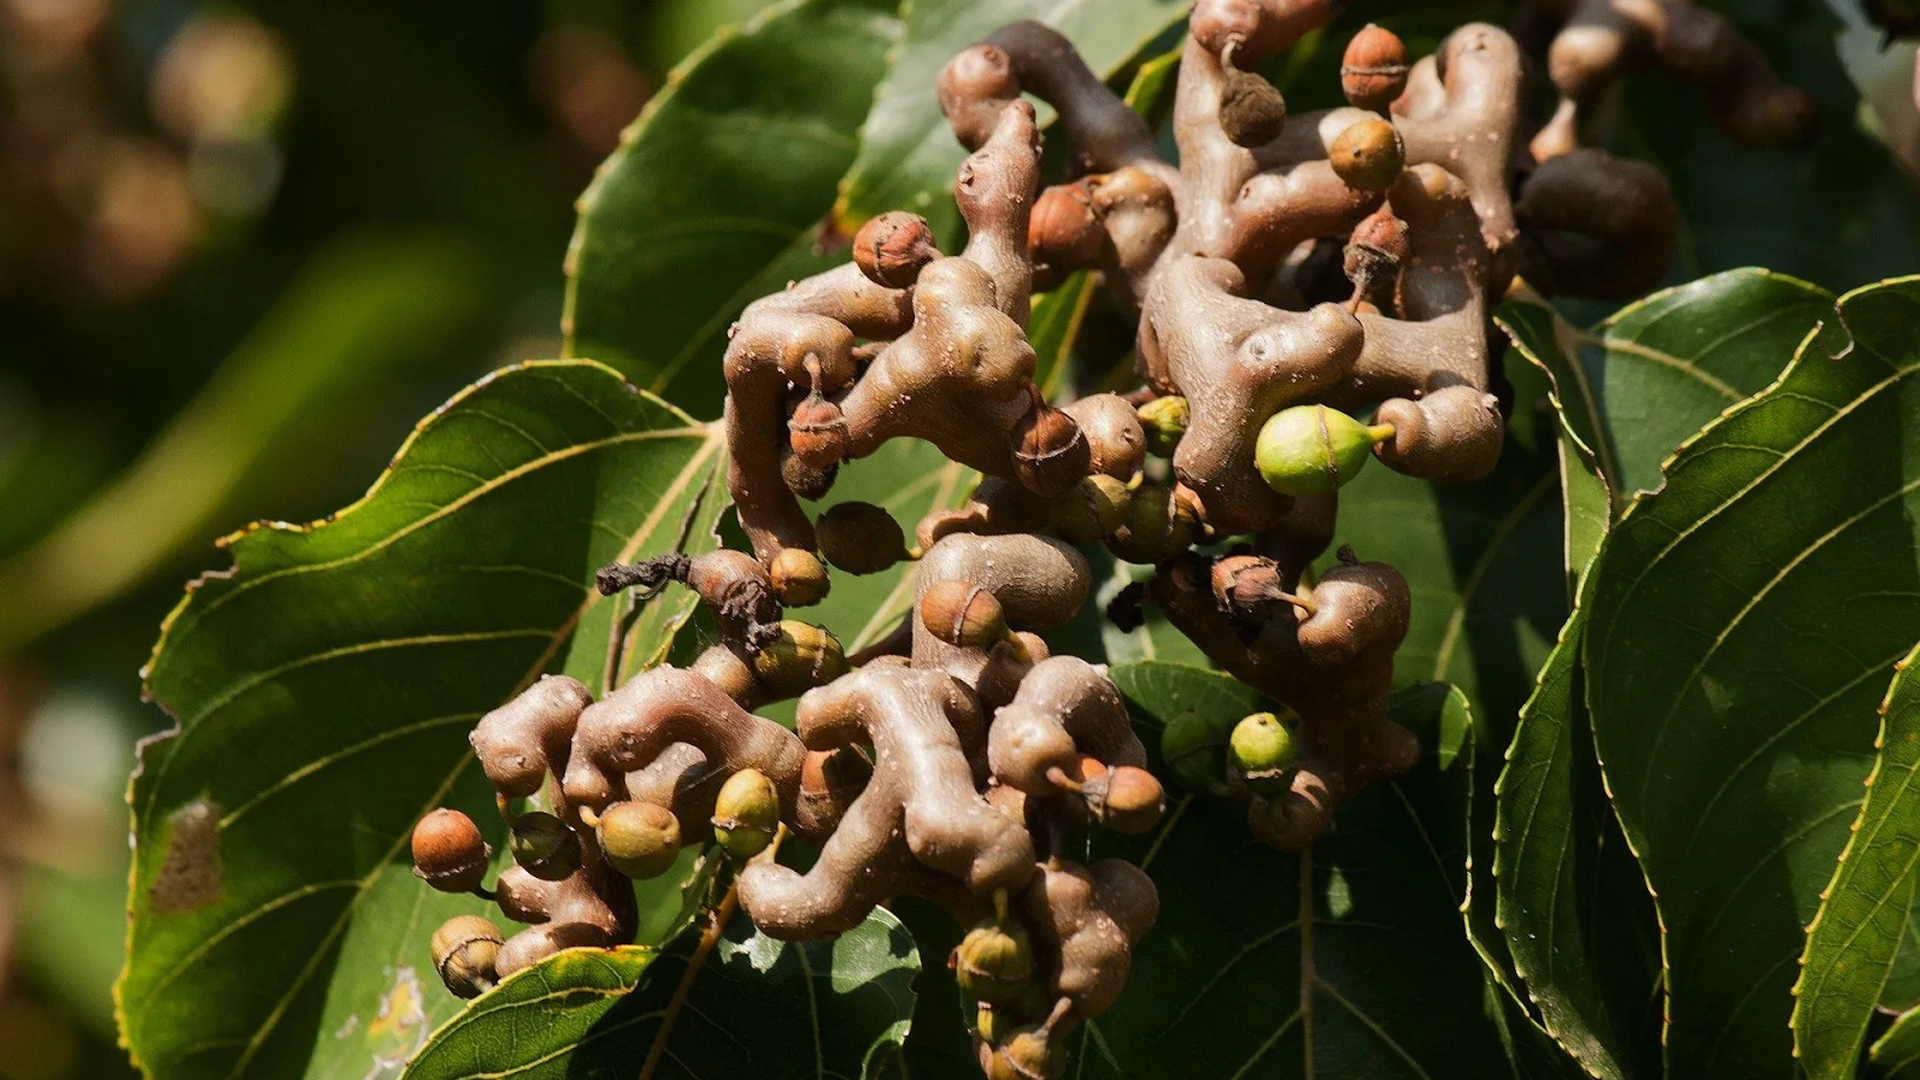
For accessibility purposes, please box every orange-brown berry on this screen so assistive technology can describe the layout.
[788,392,849,469]
[1012,392,1091,499]
[853,211,939,288]
[921,580,1009,648]
[412,808,490,893]
[1341,24,1410,112]
[1092,765,1167,834]
[1345,206,1409,303]
[1028,181,1105,270]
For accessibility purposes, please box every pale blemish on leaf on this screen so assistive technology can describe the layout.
[149,798,223,913]
[356,965,429,1080]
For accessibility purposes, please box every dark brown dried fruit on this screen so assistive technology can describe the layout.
[1219,67,1287,147]
[817,501,910,575]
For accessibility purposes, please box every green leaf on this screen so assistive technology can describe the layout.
[562,0,901,412]
[1583,276,1920,1079]
[1612,1,1919,290]
[1511,271,1834,507]
[831,0,1187,246]
[1076,662,1573,1079]
[1493,613,1662,1080]
[1484,270,1852,1080]
[121,361,727,1080]
[1486,306,1648,1080]
[401,906,918,1080]
[1795,640,1920,1078]
[1874,1003,1920,1077]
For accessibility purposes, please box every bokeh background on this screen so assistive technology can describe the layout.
[0,0,776,1076]
[0,1,1916,1077]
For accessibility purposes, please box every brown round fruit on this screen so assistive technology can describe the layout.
[1328,118,1405,192]
[412,808,490,894]
[430,915,504,999]
[852,211,939,288]
[1341,24,1410,112]
[921,580,1009,648]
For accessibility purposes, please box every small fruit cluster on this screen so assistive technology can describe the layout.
[409,759,782,999]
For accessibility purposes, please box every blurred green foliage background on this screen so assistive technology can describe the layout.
[0,1,773,1076]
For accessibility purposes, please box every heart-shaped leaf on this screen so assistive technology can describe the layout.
[831,0,1187,246]
[1059,662,1582,1079]
[1485,269,1841,1078]
[562,0,902,412]
[121,361,727,1080]
[1507,271,1834,509]
[401,905,918,1080]
[1584,276,1920,1079]
[1795,639,1920,1079]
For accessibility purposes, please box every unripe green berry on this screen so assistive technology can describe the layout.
[1328,118,1405,192]
[769,547,830,607]
[509,811,580,882]
[816,502,909,575]
[1254,405,1393,496]
[711,768,781,859]
[598,800,682,879]
[1160,710,1228,795]
[1107,484,1198,564]
[411,808,491,893]
[753,620,848,698]
[1230,712,1299,793]
[1048,474,1130,544]
[430,915,503,999]
[953,920,1036,1005]
[1136,396,1189,458]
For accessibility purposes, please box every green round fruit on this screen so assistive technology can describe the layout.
[1136,396,1189,458]
[1160,710,1229,794]
[1230,712,1299,775]
[711,768,781,859]
[1254,405,1393,496]
[598,801,682,879]
[509,811,580,881]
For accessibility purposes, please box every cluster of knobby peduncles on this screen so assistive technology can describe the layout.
[411,2,1815,1075]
